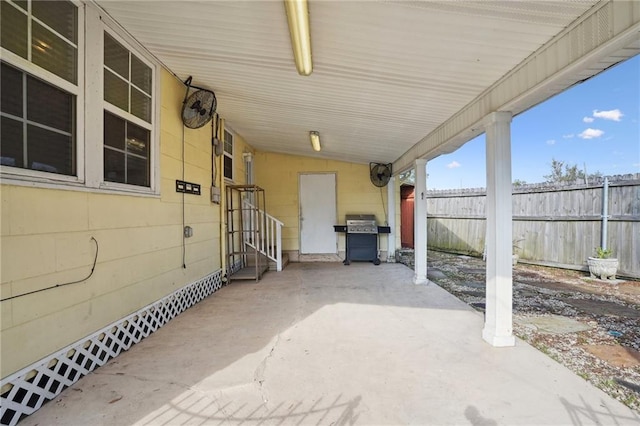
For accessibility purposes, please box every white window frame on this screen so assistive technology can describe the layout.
[1,1,160,196]
[223,127,235,182]
[98,26,157,194]
[0,0,85,185]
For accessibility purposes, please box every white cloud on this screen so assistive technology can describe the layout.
[593,109,623,121]
[447,161,461,169]
[578,128,604,139]
[583,116,594,123]
[546,139,556,145]
[562,134,574,139]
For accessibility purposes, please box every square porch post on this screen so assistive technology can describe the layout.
[483,111,515,347]
[387,176,397,262]
[413,159,428,285]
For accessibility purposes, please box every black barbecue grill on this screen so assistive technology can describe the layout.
[334,214,390,265]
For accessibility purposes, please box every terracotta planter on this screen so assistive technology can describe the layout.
[587,257,618,280]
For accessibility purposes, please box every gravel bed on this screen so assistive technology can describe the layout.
[402,249,640,413]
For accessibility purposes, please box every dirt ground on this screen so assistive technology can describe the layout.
[418,250,640,413]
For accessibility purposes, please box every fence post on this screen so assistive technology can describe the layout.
[601,177,609,250]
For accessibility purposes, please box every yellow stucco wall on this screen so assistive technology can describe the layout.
[0,69,226,378]
[253,152,389,254]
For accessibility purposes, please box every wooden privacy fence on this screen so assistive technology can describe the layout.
[425,174,640,278]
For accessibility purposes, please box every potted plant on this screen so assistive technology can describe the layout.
[587,247,618,280]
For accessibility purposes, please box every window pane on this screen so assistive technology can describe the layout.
[104,32,129,80]
[1,63,23,117]
[224,156,232,180]
[127,155,148,187]
[224,130,232,154]
[32,1,77,43]
[1,117,25,168]
[126,121,149,157]
[104,70,129,112]
[131,54,151,95]
[131,87,151,122]
[104,111,125,150]
[28,124,74,175]
[1,2,28,59]
[14,1,27,11]
[32,22,77,83]
[104,147,125,183]
[27,75,74,132]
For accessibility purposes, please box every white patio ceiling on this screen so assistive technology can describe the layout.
[96,1,639,173]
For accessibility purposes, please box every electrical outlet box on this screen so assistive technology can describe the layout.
[214,138,224,156]
[211,186,221,204]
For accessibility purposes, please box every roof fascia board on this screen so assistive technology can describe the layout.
[393,0,640,175]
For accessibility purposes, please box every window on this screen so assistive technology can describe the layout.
[1,63,76,175]
[1,1,157,193]
[103,31,153,187]
[1,0,78,84]
[0,0,78,177]
[103,111,149,186]
[223,129,234,181]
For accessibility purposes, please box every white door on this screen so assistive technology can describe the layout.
[300,173,337,254]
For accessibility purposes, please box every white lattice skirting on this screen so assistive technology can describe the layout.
[0,266,235,426]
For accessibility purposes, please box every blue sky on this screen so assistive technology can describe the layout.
[427,55,640,189]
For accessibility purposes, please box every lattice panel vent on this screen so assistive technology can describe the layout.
[1,270,224,426]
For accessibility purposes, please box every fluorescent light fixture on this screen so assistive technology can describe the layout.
[310,131,321,151]
[284,0,313,76]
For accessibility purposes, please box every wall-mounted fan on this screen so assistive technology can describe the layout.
[181,76,217,129]
[370,163,392,187]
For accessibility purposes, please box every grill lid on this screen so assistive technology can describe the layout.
[345,214,376,224]
[346,214,377,233]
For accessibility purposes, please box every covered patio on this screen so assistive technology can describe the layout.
[20,263,639,425]
[2,1,640,424]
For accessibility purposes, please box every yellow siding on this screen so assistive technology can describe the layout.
[0,69,223,378]
[254,152,389,253]
[0,64,391,381]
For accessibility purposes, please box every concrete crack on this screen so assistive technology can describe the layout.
[254,282,304,406]
[254,333,281,405]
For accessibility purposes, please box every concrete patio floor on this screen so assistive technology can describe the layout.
[22,262,639,425]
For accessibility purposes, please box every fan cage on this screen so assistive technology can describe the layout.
[0,261,241,426]
[182,90,217,129]
[370,163,392,187]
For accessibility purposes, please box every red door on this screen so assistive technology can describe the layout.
[400,185,414,248]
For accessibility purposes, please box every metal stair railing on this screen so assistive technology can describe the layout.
[242,199,284,271]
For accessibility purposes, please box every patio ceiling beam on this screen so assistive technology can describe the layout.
[392,0,640,174]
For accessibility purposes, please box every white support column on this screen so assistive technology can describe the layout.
[483,111,515,347]
[387,176,397,262]
[413,159,428,285]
